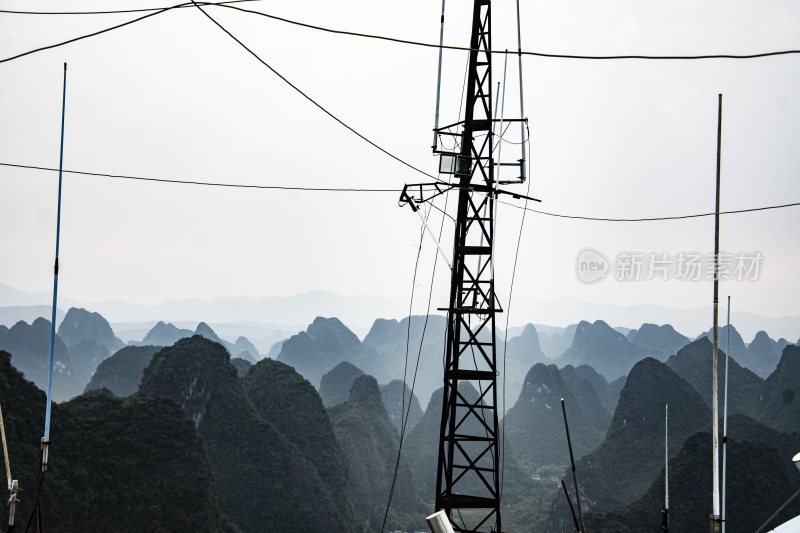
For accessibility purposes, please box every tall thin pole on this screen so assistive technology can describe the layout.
[514,0,527,182]
[663,404,669,532]
[44,63,68,448]
[721,296,731,533]
[561,398,585,532]
[432,0,447,151]
[710,93,723,532]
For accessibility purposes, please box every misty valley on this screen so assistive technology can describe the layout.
[0,307,798,532]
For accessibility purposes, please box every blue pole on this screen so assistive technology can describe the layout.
[44,63,67,442]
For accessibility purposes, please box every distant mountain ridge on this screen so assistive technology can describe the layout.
[0,317,84,401]
[557,320,645,380]
[627,322,689,360]
[666,337,763,417]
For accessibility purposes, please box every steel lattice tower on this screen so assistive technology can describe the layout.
[400,0,530,530]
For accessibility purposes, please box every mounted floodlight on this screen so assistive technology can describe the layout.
[427,510,455,533]
[438,153,472,175]
[439,153,458,174]
[793,451,800,473]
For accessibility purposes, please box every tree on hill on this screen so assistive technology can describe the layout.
[241,358,355,529]
[328,374,425,533]
[0,350,234,532]
[138,335,351,532]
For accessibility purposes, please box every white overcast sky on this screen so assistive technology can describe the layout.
[1,0,799,324]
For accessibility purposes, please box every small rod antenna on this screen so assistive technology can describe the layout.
[514,0,527,182]
[44,62,68,446]
[561,478,581,533]
[663,404,669,532]
[431,0,447,151]
[710,93,722,531]
[490,52,509,281]
[1,404,11,491]
[721,296,731,533]
[561,398,585,532]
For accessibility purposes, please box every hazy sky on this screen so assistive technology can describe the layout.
[2,0,799,324]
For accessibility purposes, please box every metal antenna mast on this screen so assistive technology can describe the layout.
[400,1,535,531]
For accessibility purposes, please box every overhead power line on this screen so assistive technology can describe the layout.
[499,198,800,222]
[0,162,398,192]
[0,0,237,64]
[217,3,800,61]
[3,161,798,221]
[188,1,436,181]
[2,2,798,64]
[0,0,256,16]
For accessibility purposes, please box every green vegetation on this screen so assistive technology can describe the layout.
[241,358,355,529]
[138,335,350,532]
[0,350,233,532]
[328,374,426,532]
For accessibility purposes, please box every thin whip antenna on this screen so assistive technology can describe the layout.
[491,52,509,281]
[26,60,68,533]
[44,62,68,447]
[432,0,446,151]
[1,404,19,530]
[663,404,669,532]
[561,398,585,532]
[1,405,11,491]
[514,0,527,182]
[710,93,723,532]
[721,296,731,533]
